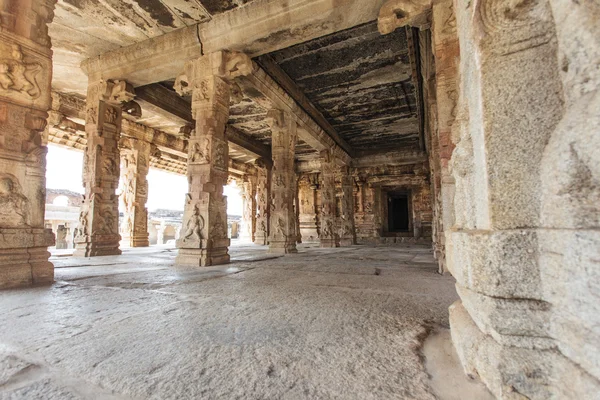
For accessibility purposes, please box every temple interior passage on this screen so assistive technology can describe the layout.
[0,0,598,398]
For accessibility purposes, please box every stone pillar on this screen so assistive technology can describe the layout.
[240,175,256,242]
[174,51,253,266]
[431,0,459,273]
[319,150,339,248]
[298,174,319,242]
[120,139,150,247]
[0,0,56,288]
[254,159,270,245]
[293,173,301,244]
[74,80,134,257]
[338,167,356,246]
[267,109,297,254]
[445,1,594,398]
[157,222,165,245]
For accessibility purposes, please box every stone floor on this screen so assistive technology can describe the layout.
[0,242,492,399]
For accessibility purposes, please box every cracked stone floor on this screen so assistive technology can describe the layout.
[0,242,492,399]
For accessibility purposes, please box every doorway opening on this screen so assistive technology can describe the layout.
[387,192,410,232]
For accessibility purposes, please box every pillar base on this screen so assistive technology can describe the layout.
[0,229,54,289]
[268,241,297,254]
[175,238,230,267]
[254,234,268,245]
[130,235,150,247]
[74,234,122,257]
[339,238,355,247]
[320,238,339,248]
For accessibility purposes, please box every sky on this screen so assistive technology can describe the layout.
[46,144,243,215]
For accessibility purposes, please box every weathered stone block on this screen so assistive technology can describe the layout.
[447,229,541,299]
[456,284,552,349]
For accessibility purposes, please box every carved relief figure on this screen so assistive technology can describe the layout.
[190,139,209,164]
[0,175,28,226]
[210,212,226,239]
[0,45,42,99]
[275,218,287,238]
[214,143,225,168]
[322,220,334,238]
[102,157,117,176]
[183,205,204,241]
[77,210,88,238]
[104,106,118,125]
[97,208,115,234]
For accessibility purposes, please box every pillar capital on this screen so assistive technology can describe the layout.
[377,0,432,35]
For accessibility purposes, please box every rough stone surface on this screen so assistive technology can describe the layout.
[0,244,459,399]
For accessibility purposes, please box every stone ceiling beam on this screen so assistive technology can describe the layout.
[135,84,271,162]
[201,0,386,56]
[255,55,351,156]
[238,62,352,163]
[226,126,271,162]
[81,26,203,87]
[80,0,386,87]
[135,84,193,123]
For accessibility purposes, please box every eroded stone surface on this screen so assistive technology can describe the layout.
[0,244,457,399]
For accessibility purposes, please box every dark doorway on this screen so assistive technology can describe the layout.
[388,194,410,232]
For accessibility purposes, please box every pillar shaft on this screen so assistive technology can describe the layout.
[120,140,150,247]
[240,175,256,241]
[174,51,253,266]
[74,80,134,257]
[319,151,339,248]
[298,174,319,242]
[267,110,297,254]
[0,0,56,288]
[254,160,270,245]
[338,167,356,246]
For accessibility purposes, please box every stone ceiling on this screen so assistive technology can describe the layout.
[262,22,420,152]
[50,0,254,94]
[47,0,422,172]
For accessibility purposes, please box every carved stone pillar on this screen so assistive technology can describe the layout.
[267,109,297,254]
[174,51,253,266]
[319,150,339,248]
[338,167,356,246]
[254,159,270,245]
[74,80,134,257]
[293,173,301,243]
[0,0,56,288]
[240,175,256,242]
[120,139,150,247]
[298,174,319,242]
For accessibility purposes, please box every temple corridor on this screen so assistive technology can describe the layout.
[0,0,598,397]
